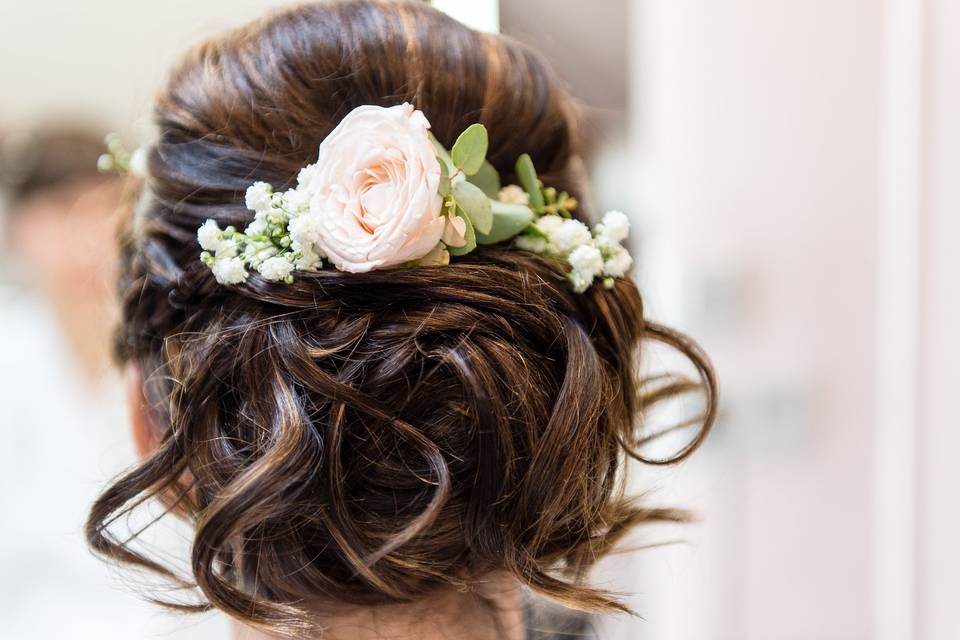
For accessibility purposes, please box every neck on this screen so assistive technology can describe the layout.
[233,574,526,640]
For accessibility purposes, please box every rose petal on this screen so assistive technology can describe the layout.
[441,212,468,248]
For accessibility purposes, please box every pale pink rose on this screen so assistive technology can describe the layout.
[306,103,445,273]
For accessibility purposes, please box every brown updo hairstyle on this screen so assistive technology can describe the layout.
[87,0,716,636]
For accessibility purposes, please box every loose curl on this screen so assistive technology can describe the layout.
[87,1,717,636]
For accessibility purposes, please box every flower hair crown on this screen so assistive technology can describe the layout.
[197,103,632,292]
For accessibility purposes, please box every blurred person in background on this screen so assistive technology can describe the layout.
[0,126,224,639]
[1,126,119,379]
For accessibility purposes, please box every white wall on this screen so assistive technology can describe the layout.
[0,0,287,133]
[915,0,960,638]
[623,0,882,638]
[620,0,960,639]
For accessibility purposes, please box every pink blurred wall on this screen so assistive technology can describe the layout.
[916,0,960,638]
[611,0,959,639]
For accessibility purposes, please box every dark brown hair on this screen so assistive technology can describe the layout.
[87,1,716,636]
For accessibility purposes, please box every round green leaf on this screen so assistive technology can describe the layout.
[438,160,451,196]
[452,181,493,235]
[477,200,534,245]
[451,124,489,176]
[467,160,502,198]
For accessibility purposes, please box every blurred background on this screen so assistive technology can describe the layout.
[1,1,956,639]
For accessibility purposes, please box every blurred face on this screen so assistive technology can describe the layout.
[9,177,121,296]
[7,176,123,377]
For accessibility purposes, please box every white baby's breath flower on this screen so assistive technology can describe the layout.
[242,240,278,268]
[569,269,595,293]
[568,245,604,277]
[550,218,592,254]
[96,154,114,173]
[215,238,239,259]
[497,184,530,205]
[244,217,268,238]
[129,148,148,178]
[245,182,274,213]
[211,256,248,285]
[197,219,225,252]
[596,210,630,244]
[602,245,633,277]
[289,213,322,248]
[288,214,325,270]
[515,233,547,254]
[534,214,564,237]
[258,255,295,281]
[297,164,319,190]
[283,188,311,214]
[293,244,323,271]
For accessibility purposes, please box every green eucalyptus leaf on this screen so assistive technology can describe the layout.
[515,153,544,210]
[467,160,502,198]
[522,223,549,239]
[452,181,493,235]
[451,124,488,176]
[429,132,456,173]
[438,160,451,196]
[447,207,477,256]
[477,200,534,245]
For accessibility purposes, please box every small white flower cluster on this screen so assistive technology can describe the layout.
[497,184,530,205]
[198,173,324,285]
[515,210,633,292]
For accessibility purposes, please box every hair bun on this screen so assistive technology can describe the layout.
[88,1,715,635]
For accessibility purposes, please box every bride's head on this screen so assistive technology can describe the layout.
[88,1,715,637]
